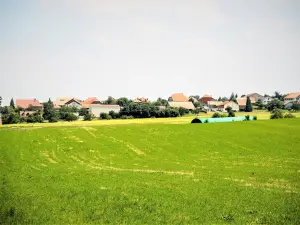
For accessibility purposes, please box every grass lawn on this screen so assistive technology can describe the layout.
[1,119,300,224]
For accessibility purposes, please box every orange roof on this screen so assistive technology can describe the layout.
[237,98,247,106]
[202,94,212,98]
[83,97,99,105]
[169,93,189,102]
[133,97,148,103]
[284,92,300,99]
[16,99,43,109]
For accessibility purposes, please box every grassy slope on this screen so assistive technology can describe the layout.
[0,119,300,224]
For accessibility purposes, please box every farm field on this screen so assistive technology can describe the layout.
[2,111,300,128]
[1,119,300,224]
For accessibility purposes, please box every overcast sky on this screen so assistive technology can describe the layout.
[0,0,299,105]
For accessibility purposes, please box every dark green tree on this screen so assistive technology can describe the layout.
[291,102,300,111]
[1,106,20,124]
[105,96,116,105]
[10,98,15,108]
[218,97,222,101]
[245,96,253,112]
[43,98,59,122]
[193,101,201,108]
[256,99,264,110]
[229,93,235,101]
[116,97,130,107]
[0,96,2,106]
[267,99,284,111]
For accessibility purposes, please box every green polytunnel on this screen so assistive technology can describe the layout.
[191,116,255,123]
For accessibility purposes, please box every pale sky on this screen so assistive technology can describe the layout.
[0,0,299,105]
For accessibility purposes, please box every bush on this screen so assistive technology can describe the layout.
[100,113,112,120]
[283,113,296,118]
[84,113,95,121]
[270,109,283,119]
[212,112,221,118]
[228,111,235,117]
[253,116,257,120]
[109,110,120,119]
[245,115,250,121]
[65,113,78,122]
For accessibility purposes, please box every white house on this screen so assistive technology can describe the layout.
[89,104,121,117]
[64,98,82,109]
[284,92,300,104]
[262,96,273,105]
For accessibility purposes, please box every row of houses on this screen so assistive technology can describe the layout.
[10,92,300,117]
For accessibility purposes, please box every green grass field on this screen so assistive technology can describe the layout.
[1,119,300,224]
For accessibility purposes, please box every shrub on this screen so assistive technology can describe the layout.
[245,115,250,121]
[84,113,95,121]
[253,116,257,120]
[270,109,283,119]
[283,113,296,118]
[228,111,235,117]
[65,113,78,122]
[212,112,221,118]
[100,113,112,120]
[109,110,120,119]
[220,114,227,117]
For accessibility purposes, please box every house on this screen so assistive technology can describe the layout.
[168,101,195,110]
[89,104,121,117]
[82,97,100,108]
[55,97,71,107]
[133,97,149,103]
[235,97,257,111]
[189,96,198,103]
[262,96,273,105]
[208,101,239,112]
[247,93,264,102]
[64,98,82,109]
[168,93,189,102]
[20,111,36,118]
[16,99,43,110]
[284,92,300,104]
[199,94,215,105]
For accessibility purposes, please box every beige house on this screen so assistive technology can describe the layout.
[208,101,239,112]
[168,101,195,110]
[89,104,121,117]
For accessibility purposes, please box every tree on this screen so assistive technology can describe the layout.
[229,93,235,101]
[225,106,232,113]
[291,102,300,111]
[1,106,20,124]
[84,113,94,121]
[256,99,264,110]
[105,96,116,105]
[235,94,238,98]
[245,96,253,112]
[43,98,59,122]
[153,98,168,107]
[193,108,201,115]
[79,108,88,116]
[193,101,201,108]
[267,99,284,112]
[0,96,2,106]
[178,107,189,116]
[10,98,15,108]
[116,97,130,107]
[100,113,112,120]
[270,109,283,119]
[221,97,228,102]
[109,110,119,119]
[218,97,222,101]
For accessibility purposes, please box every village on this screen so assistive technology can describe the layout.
[0,92,299,125]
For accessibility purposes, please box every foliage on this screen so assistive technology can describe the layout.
[104,96,116,105]
[193,108,201,115]
[228,110,235,117]
[59,106,78,121]
[153,98,168,107]
[79,108,88,116]
[100,113,112,120]
[245,96,253,112]
[229,92,235,101]
[83,113,95,121]
[1,106,20,124]
[253,116,257,120]
[109,110,120,119]
[225,106,232,113]
[212,112,221,118]
[26,112,44,123]
[116,97,131,107]
[290,102,300,111]
[270,109,283,119]
[120,115,134,119]
[10,98,15,108]
[43,98,58,122]
[218,97,222,101]
[221,97,228,102]
[245,115,250,121]
[0,96,2,106]
[267,99,284,111]
[193,101,201,108]
[178,107,189,116]
[283,113,296,118]
[255,99,264,110]
[64,113,78,122]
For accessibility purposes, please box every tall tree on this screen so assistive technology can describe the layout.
[218,97,222,101]
[229,92,235,101]
[105,96,116,105]
[43,98,58,122]
[245,96,253,112]
[0,96,2,106]
[10,98,15,108]
[235,94,238,98]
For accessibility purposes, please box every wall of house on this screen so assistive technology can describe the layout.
[225,102,239,112]
[66,102,81,109]
[89,105,121,117]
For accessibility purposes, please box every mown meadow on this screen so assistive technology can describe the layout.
[1,119,300,224]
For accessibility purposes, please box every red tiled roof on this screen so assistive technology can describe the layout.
[284,92,300,99]
[16,99,43,109]
[199,95,215,104]
[169,93,189,102]
[83,97,99,105]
